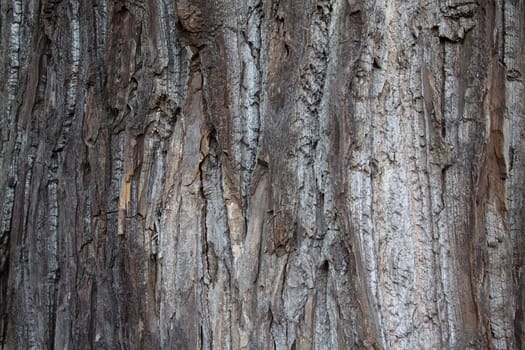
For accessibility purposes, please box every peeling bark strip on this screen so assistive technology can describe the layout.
[0,0,524,349]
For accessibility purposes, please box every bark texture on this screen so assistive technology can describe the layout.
[0,0,524,349]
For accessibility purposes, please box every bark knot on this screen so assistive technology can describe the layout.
[177,2,203,33]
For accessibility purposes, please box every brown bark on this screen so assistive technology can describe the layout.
[0,0,524,349]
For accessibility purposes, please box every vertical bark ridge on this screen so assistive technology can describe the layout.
[503,1,525,348]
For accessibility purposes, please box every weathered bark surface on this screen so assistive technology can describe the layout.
[0,0,524,349]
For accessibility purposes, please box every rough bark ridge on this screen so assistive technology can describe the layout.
[0,0,523,349]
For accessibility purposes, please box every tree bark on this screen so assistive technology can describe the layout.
[0,0,524,349]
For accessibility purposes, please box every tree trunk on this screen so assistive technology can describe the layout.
[1,0,524,348]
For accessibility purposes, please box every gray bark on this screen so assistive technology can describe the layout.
[0,0,524,349]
